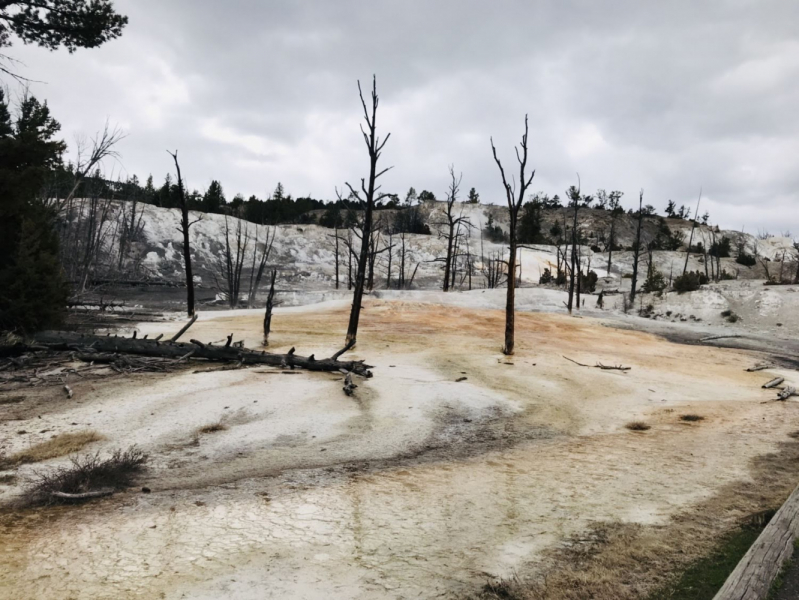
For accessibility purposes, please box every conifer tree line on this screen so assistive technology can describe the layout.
[1,0,128,333]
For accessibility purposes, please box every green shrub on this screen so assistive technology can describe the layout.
[736,252,756,267]
[642,264,667,293]
[581,270,598,293]
[673,271,704,293]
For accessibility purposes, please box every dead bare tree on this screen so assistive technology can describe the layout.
[326,226,343,290]
[794,241,799,284]
[566,183,581,313]
[116,195,146,274]
[215,214,250,308]
[682,188,702,276]
[342,76,392,347]
[246,225,277,308]
[263,269,277,345]
[605,191,623,276]
[436,166,472,291]
[490,115,536,355]
[167,150,200,317]
[629,190,645,303]
[482,250,507,289]
[62,122,126,210]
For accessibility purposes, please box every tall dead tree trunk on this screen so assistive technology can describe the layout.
[347,228,354,290]
[605,192,623,277]
[343,76,392,346]
[439,166,470,291]
[794,242,799,284]
[490,115,536,355]
[567,185,581,313]
[263,269,276,345]
[682,188,702,276]
[630,190,645,304]
[168,150,199,317]
[334,226,340,289]
[247,225,276,308]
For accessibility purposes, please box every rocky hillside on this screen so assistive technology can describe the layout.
[71,199,797,303]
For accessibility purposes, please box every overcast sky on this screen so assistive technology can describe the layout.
[8,0,799,233]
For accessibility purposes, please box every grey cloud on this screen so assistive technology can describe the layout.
[8,0,798,232]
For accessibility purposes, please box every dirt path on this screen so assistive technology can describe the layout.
[1,299,798,599]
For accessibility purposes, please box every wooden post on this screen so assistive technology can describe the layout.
[714,483,799,600]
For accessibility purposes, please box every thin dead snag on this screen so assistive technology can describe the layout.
[566,183,581,313]
[682,188,702,277]
[215,214,250,308]
[490,115,536,355]
[170,313,198,342]
[435,165,472,291]
[629,190,645,304]
[167,150,201,317]
[61,122,126,209]
[263,269,277,345]
[343,76,392,347]
[247,225,277,307]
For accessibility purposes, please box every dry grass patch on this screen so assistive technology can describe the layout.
[26,447,147,505]
[0,395,25,405]
[625,421,651,432]
[680,414,705,422]
[198,422,229,434]
[0,474,17,485]
[0,431,103,468]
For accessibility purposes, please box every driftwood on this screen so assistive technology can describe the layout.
[762,377,785,389]
[51,488,115,500]
[777,387,797,401]
[563,356,631,372]
[170,314,198,342]
[31,331,374,377]
[746,364,772,372]
[343,372,357,396]
[700,334,743,342]
[596,362,631,371]
[714,483,799,600]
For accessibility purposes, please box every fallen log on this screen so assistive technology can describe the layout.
[746,364,772,372]
[762,377,785,389]
[31,332,374,376]
[777,387,797,401]
[700,334,743,342]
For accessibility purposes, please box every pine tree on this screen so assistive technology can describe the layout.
[467,187,480,204]
[272,182,285,202]
[202,180,225,213]
[0,90,68,333]
[1,1,127,78]
[404,187,417,206]
[143,174,156,204]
